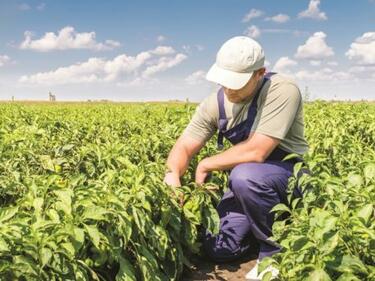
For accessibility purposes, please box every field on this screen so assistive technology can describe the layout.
[0,101,374,281]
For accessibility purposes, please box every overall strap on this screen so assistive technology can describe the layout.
[246,77,269,122]
[217,88,227,150]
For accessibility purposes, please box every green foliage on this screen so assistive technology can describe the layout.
[0,103,220,280]
[266,102,375,281]
[0,101,373,280]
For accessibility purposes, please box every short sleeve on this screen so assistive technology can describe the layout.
[253,82,302,140]
[182,94,218,143]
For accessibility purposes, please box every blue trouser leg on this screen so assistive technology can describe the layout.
[203,160,301,262]
[228,161,297,260]
[203,190,259,263]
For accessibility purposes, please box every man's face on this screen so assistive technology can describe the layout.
[223,68,265,103]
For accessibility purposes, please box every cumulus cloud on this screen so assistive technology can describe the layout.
[19,46,187,85]
[0,55,10,67]
[272,57,298,73]
[265,14,290,23]
[142,53,187,78]
[295,68,353,81]
[327,61,338,66]
[298,0,327,21]
[19,26,121,52]
[244,25,261,38]
[242,9,264,23]
[345,32,375,65]
[295,32,334,59]
[309,60,322,66]
[182,44,205,54]
[185,70,206,85]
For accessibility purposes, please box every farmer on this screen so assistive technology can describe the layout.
[163,36,308,280]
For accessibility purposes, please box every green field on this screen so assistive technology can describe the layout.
[0,102,374,281]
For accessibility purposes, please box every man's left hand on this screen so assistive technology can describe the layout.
[195,159,210,185]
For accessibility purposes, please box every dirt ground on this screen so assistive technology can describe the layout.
[182,254,258,281]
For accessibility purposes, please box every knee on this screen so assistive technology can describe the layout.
[229,163,264,195]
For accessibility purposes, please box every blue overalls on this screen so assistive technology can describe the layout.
[203,73,303,262]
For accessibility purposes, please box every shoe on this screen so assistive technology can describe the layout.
[245,259,279,280]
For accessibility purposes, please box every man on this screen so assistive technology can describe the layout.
[163,36,309,280]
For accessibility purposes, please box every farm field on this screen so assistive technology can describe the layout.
[0,101,374,281]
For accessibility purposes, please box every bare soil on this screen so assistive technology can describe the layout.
[182,254,258,281]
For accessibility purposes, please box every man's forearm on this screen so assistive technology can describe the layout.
[166,144,191,176]
[200,141,264,172]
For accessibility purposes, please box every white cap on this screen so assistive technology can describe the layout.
[206,36,265,90]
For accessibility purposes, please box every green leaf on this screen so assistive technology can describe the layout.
[363,163,375,182]
[116,257,137,281]
[82,206,108,221]
[347,173,363,187]
[270,203,291,214]
[336,273,361,281]
[357,204,373,224]
[61,242,76,257]
[40,155,55,171]
[258,257,275,273]
[0,237,10,251]
[307,268,332,281]
[336,255,368,275]
[33,197,44,214]
[84,224,101,248]
[292,237,314,252]
[0,206,19,223]
[321,233,339,255]
[40,247,52,267]
[202,205,220,235]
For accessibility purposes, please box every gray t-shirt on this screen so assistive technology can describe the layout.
[182,73,309,155]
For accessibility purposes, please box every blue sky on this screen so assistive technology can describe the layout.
[0,0,374,101]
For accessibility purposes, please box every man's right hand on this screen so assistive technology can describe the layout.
[163,172,181,188]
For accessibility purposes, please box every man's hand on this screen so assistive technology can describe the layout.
[163,172,181,188]
[195,159,210,185]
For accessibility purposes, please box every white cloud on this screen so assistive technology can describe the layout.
[298,0,327,21]
[36,3,46,11]
[244,25,261,38]
[349,65,375,73]
[185,70,206,85]
[309,60,322,66]
[264,60,271,67]
[327,61,338,66]
[19,46,187,85]
[345,32,375,65]
[295,32,334,59]
[242,9,264,23]
[265,14,290,23]
[150,46,176,56]
[0,55,10,67]
[295,68,353,81]
[181,44,205,54]
[142,53,187,78]
[19,26,121,52]
[157,35,166,42]
[18,3,31,11]
[272,57,298,73]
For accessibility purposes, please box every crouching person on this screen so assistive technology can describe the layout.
[163,36,309,280]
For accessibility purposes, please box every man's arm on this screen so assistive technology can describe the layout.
[164,134,206,187]
[195,132,280,184]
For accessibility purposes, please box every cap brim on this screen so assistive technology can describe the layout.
[206,63,253,90]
